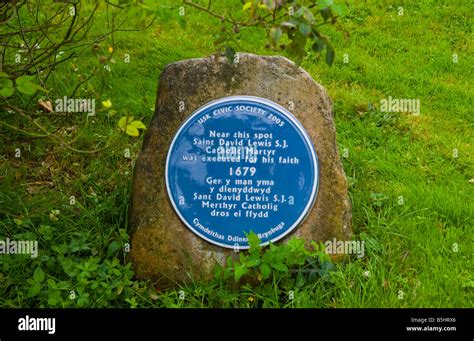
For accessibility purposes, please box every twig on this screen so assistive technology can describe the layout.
[5,104,118,154]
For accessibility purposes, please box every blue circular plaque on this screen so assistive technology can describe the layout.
[165,96,319,249]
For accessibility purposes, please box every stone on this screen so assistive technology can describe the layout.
[129,53,352,288]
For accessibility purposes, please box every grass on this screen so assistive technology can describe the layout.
[0,0,472,308]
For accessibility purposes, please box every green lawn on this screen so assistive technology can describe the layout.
[0,0,472,308]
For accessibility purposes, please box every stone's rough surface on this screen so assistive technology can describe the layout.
[129,53,352,288]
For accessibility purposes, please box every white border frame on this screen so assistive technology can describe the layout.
[165,96,319,249]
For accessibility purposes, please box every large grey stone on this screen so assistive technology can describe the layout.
[129,53,351,288]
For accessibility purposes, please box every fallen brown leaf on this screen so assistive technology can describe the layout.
[38,99,52,112]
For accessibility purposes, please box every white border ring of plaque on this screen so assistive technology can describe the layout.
[165,95,319,249]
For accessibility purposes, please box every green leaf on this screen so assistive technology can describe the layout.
[271,262,289,272]
[331,3,348,17]
[213,263,223,279]
[287,33,307,65]
[118,116,133,130]
[15,77,45,95]
[107,241,121,256]
[0,78,14,97]
[299,22,311,36]
[0,72,9,78]
[33,267,45,283]
[129,120,146,129]
[15,75,35,85]
[239,252,247,264]
[125,125,140,137]
[0,78,12,88]
[234,263,248,282]
[302,7,315,23]
[246,231,261,254]
[242,1,252,11]
[296,6,315,23]
[27,283,42,297]
[224,45,236,64]
[326,46,335,65]
[311,38,325,52]
[260,263,271,279]
[294,7,304,18]
[247,254,261,267]
[0,86,14,97]
[318,0,334,9]
[317,260,334,280]
[17,83,36,95]
[296,271,305,287]
[118,116,145,137]
[47,278,57,289]
[270,27,282,44]
[226,256,233,268]
[48,289,62,306]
